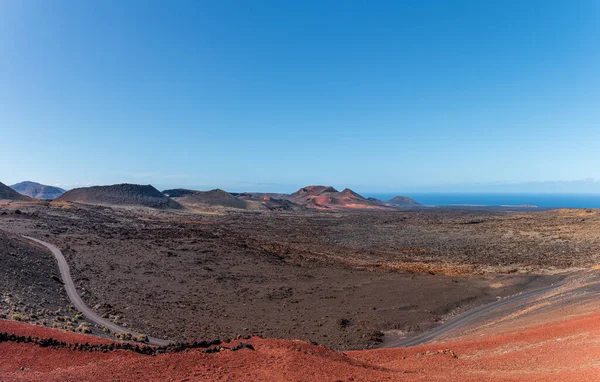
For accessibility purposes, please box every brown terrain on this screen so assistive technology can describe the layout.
[163,188,249,210]
[57,184,183,210]
[235,193,305,211]
[0,231,72,325]
[233,185,405,211]
[163,184,402,212]
[2,183,600,379]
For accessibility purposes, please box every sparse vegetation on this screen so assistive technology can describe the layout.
[136,334,149,343]
[76,323,92,333]
[50,274,63,284]
[11,313,26,322]
[117,333,132,341]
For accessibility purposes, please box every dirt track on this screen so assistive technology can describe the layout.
[384,281,564,347]
[22,236,170,346]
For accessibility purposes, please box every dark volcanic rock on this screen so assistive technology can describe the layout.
[386,196,422,208]
[0,231,70,315]
[57,184,183,210]
[0,182,31,201]
[260,196,303,211]
[163,189,247,209]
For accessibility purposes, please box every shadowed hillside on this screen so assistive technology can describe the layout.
[163,188,248,209]
[0,182,31,201]
[386,196,422,208]
[57,184,183,210]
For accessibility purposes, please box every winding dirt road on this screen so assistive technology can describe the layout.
[384,281,564,348]
[23,236,171,347]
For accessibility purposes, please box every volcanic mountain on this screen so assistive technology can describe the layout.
[386,195,422,208]
[57,184,183,210]
[232,192,289,200]
[285,186,392,210]
[255,195,304,211]
[10,181,66,200]
[0,181,31,201]
[163,188,248,209]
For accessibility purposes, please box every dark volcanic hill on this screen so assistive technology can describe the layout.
[0,181,31,201]
[367,197,387,206]
[233,192,304,211]
[57,184,183,209]
[232,192,289,200]
[386,196,422,208]
[288,186,339,200]
[163,188,247,209]
[285,186,392,210]
[10,181,66,200]
[259,195,304,211]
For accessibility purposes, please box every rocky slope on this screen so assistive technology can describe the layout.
[0,182,30,201]
[0,231,71,327]
[10,181,66,200]
[163,188,248,209]
[387,195,422,208]
[57,184,183,210]
[285,186,392,210]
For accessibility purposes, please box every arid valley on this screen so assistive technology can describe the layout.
[2,182,600,380]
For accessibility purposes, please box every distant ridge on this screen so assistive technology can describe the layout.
[284,185,392,210]
[386,196,422,208]
[233,192,304,211]
[0,181,31,201]
[163,188,247,209]
[288,186,339,200]
[257,195,304,211]
[57,184,183,210]
[10,181,66,200]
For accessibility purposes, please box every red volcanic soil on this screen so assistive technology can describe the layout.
[287,186,391,210]
[3,309,600,381]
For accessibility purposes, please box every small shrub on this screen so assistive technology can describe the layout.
[117,333,132,341]
[76,323,92,333]
[136,334,149,343]
[12,313,26,322]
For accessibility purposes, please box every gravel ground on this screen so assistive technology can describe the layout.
[0,202,596,349]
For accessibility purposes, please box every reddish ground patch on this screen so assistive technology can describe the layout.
[2,309,600,381]
[0,320,113,344]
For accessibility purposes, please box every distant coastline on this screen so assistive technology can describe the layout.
[362,193,600,209]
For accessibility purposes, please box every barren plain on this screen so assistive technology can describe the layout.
[2,200,598,350]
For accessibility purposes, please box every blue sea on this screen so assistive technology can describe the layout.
[362,193,600,209]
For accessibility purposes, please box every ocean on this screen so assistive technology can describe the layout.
[361,193,600,209]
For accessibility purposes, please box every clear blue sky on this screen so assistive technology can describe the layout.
[1,0,599,193]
